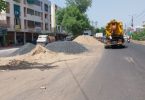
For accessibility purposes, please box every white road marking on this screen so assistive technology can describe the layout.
[125,57,135,64]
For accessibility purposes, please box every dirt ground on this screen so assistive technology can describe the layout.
[0,37,104,100]
[131,40,145,45]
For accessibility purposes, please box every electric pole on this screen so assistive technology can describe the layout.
[131,16,134,27]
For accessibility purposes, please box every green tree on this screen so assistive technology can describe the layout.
[95,27,105,34]
[95,28,101,33]
[0,0,6,12]
[56,6,90,37]
[66,0,92,13]
[132,29,145,41]
[56,8,65,25]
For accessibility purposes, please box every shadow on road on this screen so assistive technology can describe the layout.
[105,45,128,49]
[111,45,128,49]
[0,58,79,71]
[0,60,57,71]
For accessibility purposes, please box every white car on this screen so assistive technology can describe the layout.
[37,35,49,46]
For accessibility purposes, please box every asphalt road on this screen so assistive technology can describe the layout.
[0,42,145,100]
[78,42,145,100]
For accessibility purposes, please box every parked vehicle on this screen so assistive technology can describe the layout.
[65,35,73,41]
[84,30,92,36]
[37,35,55,46]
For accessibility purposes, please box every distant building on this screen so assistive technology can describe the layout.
[0,0,51,46]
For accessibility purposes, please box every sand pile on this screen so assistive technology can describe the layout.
[26,45,57,61]
[0,45,57,68]
[10,43,36,56]
[30,45,49,56]
[73,35,98,46]
[46,41,87,54]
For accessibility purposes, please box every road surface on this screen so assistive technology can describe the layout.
[77,42,145,100]
[0,47,19,57]
[0,42,145,100]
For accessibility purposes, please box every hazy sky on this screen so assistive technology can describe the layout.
[50,0,145,27]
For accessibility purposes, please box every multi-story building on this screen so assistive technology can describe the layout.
[51,3,63,33]
[0,0,51,46]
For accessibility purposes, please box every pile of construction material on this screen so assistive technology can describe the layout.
[10,43,36,56]
[0,35,101,70]
[45,41,87,54]
[73,35,98,46]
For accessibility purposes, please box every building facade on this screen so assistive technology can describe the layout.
[0,0,51,46]
[51,3,63,33]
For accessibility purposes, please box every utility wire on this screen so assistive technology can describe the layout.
[135,10,145,19]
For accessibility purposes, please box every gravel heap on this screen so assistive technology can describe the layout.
[45,41,87,54]
[73,35,98,46]
[11,43,36,56]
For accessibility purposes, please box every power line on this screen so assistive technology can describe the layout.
[126,9,145,27]
[135,13,145,24]
[135,10,145,19]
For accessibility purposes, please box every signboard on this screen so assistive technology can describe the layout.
[15,25,21,31]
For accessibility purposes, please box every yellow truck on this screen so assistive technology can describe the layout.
[105,19,125,48]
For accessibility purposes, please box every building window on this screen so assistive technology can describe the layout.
[45,23,48,30]
[35,22,41,27]
[45,14,48,19]
[40,2,43,10]
[50,24,51,32]
[27,8,34,15]
[6,17,10,28]
[35,11,41,17]
[24,7,27,17]
[41,22,43,30]
[24,20,27,29]
[44,4,48,12]
[6,2,10,13]
[41,12,43,20]
[27,20,35,28]
[50,15,51,23]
